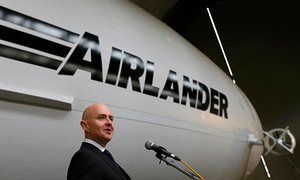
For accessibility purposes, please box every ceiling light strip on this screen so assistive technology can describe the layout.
[206,8,236,84]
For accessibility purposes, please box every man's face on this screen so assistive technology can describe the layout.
[82,104,115,147]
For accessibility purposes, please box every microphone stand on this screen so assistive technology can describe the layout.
[155,153,200,180]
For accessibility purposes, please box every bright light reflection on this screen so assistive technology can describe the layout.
[261,155,271,179]
[206,8,236,84]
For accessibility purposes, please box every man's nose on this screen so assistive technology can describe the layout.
[105,117,113,124]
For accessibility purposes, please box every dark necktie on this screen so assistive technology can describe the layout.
[103,149,131,180]
[103,149,118,167]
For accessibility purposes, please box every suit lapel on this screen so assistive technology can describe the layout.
[81,143,128,180]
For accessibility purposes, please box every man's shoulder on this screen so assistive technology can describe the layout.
[74,143,103,161]
[68,143,131,180]
[67,144,104,180]
[68,143,105,172]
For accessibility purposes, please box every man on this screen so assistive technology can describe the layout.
[67,103,131,180]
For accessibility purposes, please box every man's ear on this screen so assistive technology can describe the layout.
[80,120,90,133]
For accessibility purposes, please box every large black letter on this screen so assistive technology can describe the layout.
[160,70,180,103]
[181,76,197,108]
[105,47,122,85]
[197,82,210,110]
[210,88,219,116]
[59,32,103,81]
[219,92,228,119]
[117,52,144,92]
[143,61,159,97]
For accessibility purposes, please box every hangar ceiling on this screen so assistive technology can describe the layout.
[130,0,300,179]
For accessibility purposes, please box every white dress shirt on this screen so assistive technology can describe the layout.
[84,139,105,152]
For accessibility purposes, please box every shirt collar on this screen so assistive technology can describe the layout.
[84,139,105,152]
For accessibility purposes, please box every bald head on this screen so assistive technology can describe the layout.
[80,103,115,147]
[82,104,108,120]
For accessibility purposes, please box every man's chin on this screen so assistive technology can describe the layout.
[104,135,113,142]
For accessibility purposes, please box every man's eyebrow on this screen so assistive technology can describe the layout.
[96,114,114,118]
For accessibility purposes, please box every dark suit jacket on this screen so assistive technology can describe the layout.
[67,142,131,180]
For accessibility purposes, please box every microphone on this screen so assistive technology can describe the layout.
[145,140,181,161]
